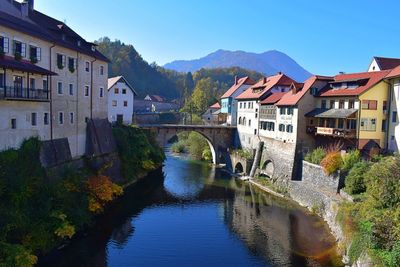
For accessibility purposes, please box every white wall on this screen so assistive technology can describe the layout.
[237,100,260,149]
[389,80,400,152]
[108,81,134,124]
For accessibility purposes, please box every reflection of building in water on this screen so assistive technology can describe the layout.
[222,184,337,266]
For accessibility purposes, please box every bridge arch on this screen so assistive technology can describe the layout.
[141,125,236,167]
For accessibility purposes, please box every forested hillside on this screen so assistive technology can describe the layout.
[96,37,264,103]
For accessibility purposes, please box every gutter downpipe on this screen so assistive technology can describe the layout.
[76,51,79,155]
[90,58,97,119]
[383,79,392,151]
[49,43,56,140]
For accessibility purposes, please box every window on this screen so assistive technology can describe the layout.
[84,85,89,97]
[393,111,398,123]
[0,73,4,87]
[31,113,37,126]
[280,108,286,115]
[112,100,117,107]
[254,129,257,135]
[57,82,63,94]
[29,78,35,90]
[360,118,376,131]
[85,61,90,72]
[349,100,355,109]
[321,100,327,109]
[339,100,345,109]
[287,107,294,115]
[123,101,128,107]
[43,79,48,90]
[383,101,387,112]
[99,87,104,98]
[347,119,357,130]
[57,54,66,69]
[0,36,9,53]
[330,100,335,109]
[10,118,16,129]
[44,113,49,125]
[238,117,242,125]
[255,108,258,118]
[68,57,75,72]
[362,100,377,110]
[122,89,127,94]
[59,112,64,125]
[114,88,119,94]
[69,84,74,96]
[279,124,285,132]
[248,119,251,127]
[338,119,344,129]
[29,45,41,62]
[286,124,293,133]
[239,102,242,109]
[100,66,104,75]
[13,40,26,57]
[310,87,318,96]
[382,119,387,132]
[69,112,74,124]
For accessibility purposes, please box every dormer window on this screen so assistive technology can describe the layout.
[91,45,96,52]
[77,40,81,46]
[62,34,66,41]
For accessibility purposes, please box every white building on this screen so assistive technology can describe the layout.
[108,76,137,124]
[368,56,400,72]
[386,66,400,153]
[0,0,109,157]
[235,74,297,149]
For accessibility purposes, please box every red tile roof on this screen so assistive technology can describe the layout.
[373,57,400,70]
[277,75,333,106]
[235,73,296,100]
[318,71,390,97]
[386,65,400,79]
[210,102,220,109]
[220,76,256,98]
[260,92,287,105]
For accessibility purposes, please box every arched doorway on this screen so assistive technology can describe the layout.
[234,162,244,174]
[261,160,274,178]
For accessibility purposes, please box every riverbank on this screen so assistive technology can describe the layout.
[0,125,165,267]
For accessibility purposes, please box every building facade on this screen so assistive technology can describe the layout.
[108,76,137,125]
[235,73,297,149]
[220,76,255,126]
[0,0,109,157]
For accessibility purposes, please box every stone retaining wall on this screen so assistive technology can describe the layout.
[301,160,342,193]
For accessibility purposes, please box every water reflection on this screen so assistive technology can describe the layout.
[38,150,342,267]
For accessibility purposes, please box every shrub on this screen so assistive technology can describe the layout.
[342,150,361,171]
[344,161,369,195]
[320,151,342,175]
[187,132,209,160]
[87,175,123,214]
[304,147,326,165]
[202,146,212,162]
[171,141,185,153]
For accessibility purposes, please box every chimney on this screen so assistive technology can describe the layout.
[28,0,34,10]
[278,71,282,75]
[234,75,238,85]
[339,71,345,75]
[21,0,33,16]
[262,77,267,83]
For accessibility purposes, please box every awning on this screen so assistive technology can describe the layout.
[0,56,57,76]
[305,108,358,119]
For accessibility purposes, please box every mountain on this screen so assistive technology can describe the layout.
[164,49,312,82]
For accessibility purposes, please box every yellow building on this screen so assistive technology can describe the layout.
[305,70,390,155]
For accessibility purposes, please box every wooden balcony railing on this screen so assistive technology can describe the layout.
[307,126,356,138]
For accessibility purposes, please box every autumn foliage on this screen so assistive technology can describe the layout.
[320,152,343,175]
[87,175,123,213]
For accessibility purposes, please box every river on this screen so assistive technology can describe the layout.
[39,148,342,267]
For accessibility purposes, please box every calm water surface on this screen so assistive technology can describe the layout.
[39,149,342,267]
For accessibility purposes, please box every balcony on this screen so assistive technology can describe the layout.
[0,86,49,101]
[307,126,356,138]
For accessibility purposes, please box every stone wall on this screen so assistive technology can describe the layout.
[301,160,342,193]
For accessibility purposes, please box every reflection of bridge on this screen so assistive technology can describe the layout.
[139,124,236,167]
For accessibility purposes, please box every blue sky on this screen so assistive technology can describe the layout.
[35,0,400,75]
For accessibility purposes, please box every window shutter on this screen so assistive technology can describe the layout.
[37,47,41,61]
[3,37,9,53]
[21,43,26,57]
[361,100,369,109]
[62,55,66,67]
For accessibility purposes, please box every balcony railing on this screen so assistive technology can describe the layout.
[307,126,356,138]
[0,86,49,101]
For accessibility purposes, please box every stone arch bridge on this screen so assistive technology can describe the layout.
[139,124,236,168]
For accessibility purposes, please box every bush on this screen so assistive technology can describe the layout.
[234,149,253,160]
[342,150,361,171]
[304,147,326,165]
[344,161,369,195]
[171,141,185,153]
[320,152,342,175]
